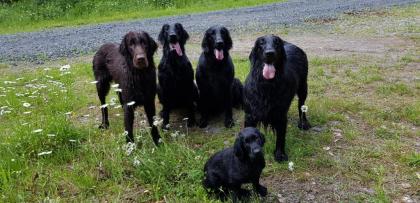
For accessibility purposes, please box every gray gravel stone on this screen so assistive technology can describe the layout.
[0,0,417,63]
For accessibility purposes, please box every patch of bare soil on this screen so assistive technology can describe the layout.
[232,34,413,59]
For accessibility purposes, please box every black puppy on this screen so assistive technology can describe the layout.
[203,127,267,200]
[157,23,198,129]
[244,35,311,162]
[92,31,161,144]
[196,25,243,128]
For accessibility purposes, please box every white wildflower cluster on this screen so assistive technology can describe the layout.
[133,156,141,167]
[59,64,71,75]
[123,142,136,156]
[170,130,185,139]
[153,116,163,127]
[288,161,294,171]
[301,105,308,113]
[32,129,43,133]
[38,151,52,156]
[0,106,12,116]
[127,101,136,106]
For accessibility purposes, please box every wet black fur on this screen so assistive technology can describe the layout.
[203,127,267,201]
[196,25,243,128]
[157,23,198,129]
[243,35,311,162]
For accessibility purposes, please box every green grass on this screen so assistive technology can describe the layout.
[0,0,285,34]
[1,49,418,201]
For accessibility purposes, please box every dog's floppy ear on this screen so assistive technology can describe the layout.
[274,35,287,62]
[249,38,260,67]
[158,24,169,45]
[258,130,265,146]
[201,28,211,53]
[222,27,232,50]
[119,32,131,58]
[175,23,189,45]
[143,31,157,57]
[234,133,246,161]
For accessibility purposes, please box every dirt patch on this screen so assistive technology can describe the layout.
[231,33,413,60]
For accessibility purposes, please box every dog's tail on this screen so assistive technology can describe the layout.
[232,78,243,109]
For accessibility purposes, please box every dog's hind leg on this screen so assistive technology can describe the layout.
[297,80,311,130]
[96,74,111,129]
[273,114,288,162]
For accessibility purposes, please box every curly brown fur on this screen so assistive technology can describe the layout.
[92,31,161,144]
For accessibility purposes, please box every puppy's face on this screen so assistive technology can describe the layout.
[120,31,157,69]
[250,35,285,80]
[234,127,265,161]
[202,26,233,61]
[158,23,189,56]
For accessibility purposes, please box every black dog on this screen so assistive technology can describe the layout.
[203,127,267,200]
[157,23,198,129]
[92,31,161,144]
[196,25,243,128]
[244,35,311,162]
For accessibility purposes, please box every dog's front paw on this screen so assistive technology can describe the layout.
[256,185,268,197]
[274,151,288,162]
[298,120,311,130]
[224,118,234,128]
[98,123,109,129]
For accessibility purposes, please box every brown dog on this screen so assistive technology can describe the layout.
[92,31,161,144]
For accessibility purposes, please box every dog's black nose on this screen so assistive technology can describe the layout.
[265,50,275,57]
[169,33,177,43]
[216,41,224,49]
[136,55,145,62]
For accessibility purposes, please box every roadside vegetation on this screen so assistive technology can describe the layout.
[0,4,418,202]
[0,0,284,34]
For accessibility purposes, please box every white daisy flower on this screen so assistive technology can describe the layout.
[153,116,163,127]
[133,156,140,167]
[127,101,135,106]
[32,129,43,133]
[23,102,31,108]
[37,151,52,156]
[301,105,308,113]
[60,64,70,71]
[123,142,136,156]
[288,162,294,171]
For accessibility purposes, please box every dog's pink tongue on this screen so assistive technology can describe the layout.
[214,49,224,61]
[171,43,183,56]
[263,64,276,79]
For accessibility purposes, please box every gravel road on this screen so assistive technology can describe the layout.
[0,0,417,63]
